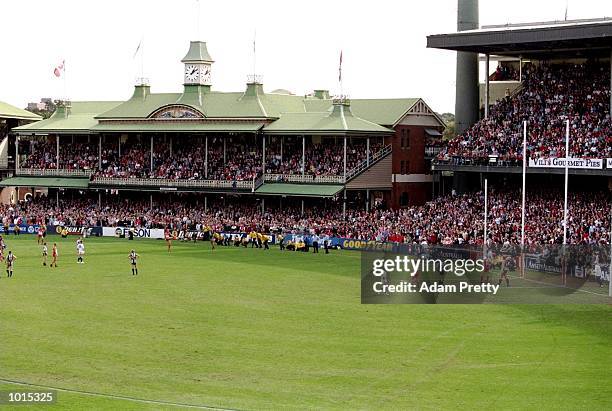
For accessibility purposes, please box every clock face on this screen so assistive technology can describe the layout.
[201,65,211,85]
[184,65,199,83]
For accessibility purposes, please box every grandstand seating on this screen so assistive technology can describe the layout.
[6,187,609,246]
[437,62,612,165]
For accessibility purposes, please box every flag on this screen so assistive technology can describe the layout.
[133,39,142,58]
[53,60,65,77]
[338,50,343,82]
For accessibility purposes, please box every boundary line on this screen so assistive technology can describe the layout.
[0,378,240,410]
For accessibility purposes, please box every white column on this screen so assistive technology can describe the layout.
[521,120,527,248]
[150,194,153,210]
[366,189,370,212]
[56,190,59,207]
[205,135,209,179]
[169,134,172,157]
[98,135,102,169]
[118,136,121,157]
[302,135,305,176]
[150,135,154,173]
[262,134,266,174]
[261,198,265,214]
[98,191,101,208]
[343,136,347,180]
[205,196,208,213]
[483,178,488,255]
[343,189,346,219]
[56,134,60,170]
[280,136,283,163]
[562,120,569,246]
[366,137,370,167]
[301,199,304,216]
[223,138,226,165]
[484,54,490,119]
[15,135,19,170]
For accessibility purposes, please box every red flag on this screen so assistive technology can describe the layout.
[53,60,65,77]
[338,51,343,82]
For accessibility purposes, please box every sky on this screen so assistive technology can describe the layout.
[1,0,610,114]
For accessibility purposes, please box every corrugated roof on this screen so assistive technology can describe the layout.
[0,176,90,188]
[0,101,42,121]
[91,121,265,133]
[264,105,394,135]
[13,101,122,134]
[255,183,344,197]
[303,98,419,126]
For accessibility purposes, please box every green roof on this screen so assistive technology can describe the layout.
[13,101,122,134]
[181,41,214,63]
[0,176,90,188]
[264,105,394,135]
[0,101,41,121]
[11,84,425,134]
[255,183,344,197]
[303,98,419,126]
[96,87,306,120]
[91,121,265,133]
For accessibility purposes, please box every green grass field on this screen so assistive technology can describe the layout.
[0,235,610,410]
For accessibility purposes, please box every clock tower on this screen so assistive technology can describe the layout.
[181,41,214,86]
[178,41,214,106]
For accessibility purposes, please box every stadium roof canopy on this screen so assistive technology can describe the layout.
[427,18,612,57]
[255,183,344,197]
[0,176,90,188]
[0,101,41,121]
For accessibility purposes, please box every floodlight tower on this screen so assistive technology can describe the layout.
[455,0,479,135]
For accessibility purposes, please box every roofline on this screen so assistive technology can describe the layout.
[427,19,612,55]
[263,129,394,136]
[391,98,446,129]
[0,114,42,121]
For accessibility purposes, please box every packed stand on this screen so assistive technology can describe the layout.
[4,187,609,246]
[438,62,612,165]
[265,138,384,176]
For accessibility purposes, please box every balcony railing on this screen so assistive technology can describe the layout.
[345,144,392,181]
[17,168,94,177]
[425,146,444,158]
[90,176,253,189]
[264,174,345,184]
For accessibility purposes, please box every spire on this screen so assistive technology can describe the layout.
[181,41,214,63]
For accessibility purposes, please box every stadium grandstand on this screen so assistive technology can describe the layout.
[3,41,445,214]
[0,12,609,248]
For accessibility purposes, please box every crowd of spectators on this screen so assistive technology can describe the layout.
[438,62,612,165]
[20,136,385,180]
[4,187,609,246]
[488,64,520,81]
[265,139,383,176]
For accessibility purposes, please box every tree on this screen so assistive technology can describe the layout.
[438,112,455,140]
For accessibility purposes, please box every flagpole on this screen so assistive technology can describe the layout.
[141,38,145,80]
[339,50,343,98]
[253,29,257,79]
[63,60,67,101]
